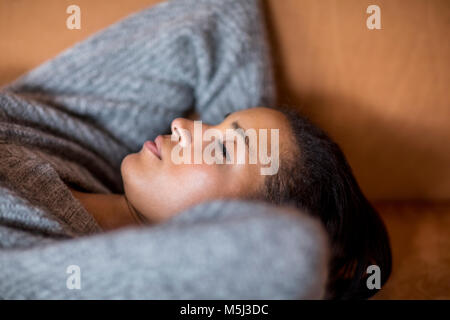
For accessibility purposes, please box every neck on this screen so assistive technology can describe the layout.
[68,187,144,231]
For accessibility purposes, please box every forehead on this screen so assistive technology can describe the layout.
[225,107,295,157]
[229,107,289,129]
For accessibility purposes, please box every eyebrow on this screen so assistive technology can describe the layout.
[231,121,249,148]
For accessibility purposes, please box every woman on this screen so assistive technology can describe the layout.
[68,107,289,228]
[69,105,392,300]
[0,0,389,299]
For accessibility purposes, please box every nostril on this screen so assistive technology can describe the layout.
[171,124,178,136]
[171,125,182,144]
[171,119,191,147]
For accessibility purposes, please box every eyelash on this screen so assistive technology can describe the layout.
[218,140,228,159]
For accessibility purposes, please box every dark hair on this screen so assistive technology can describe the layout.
[260,107,392,299]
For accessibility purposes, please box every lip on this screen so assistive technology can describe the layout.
[144,136,162,160]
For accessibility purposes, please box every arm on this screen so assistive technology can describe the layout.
[3,0,275,155]
[0,201,329,299]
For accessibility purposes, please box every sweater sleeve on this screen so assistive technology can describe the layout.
[3,0,276,154]
[0,201,329,299]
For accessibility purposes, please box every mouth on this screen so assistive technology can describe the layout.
[144,136,162,160]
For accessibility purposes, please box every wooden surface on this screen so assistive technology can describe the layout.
[261,0,450,201]
[374,201,450,299]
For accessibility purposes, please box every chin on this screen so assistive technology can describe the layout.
[120,153,139,189]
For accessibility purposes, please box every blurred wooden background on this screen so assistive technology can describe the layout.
[1,0,449,299]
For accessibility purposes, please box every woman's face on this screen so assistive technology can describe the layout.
[121,107,294,223]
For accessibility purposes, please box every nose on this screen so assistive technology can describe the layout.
[171,118,192,147]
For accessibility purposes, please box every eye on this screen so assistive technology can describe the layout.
[218,140,229,160]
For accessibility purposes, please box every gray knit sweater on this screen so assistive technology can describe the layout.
[0,0,329,299]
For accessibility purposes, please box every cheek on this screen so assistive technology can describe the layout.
[121,153,225,221]
[164,164,223,206]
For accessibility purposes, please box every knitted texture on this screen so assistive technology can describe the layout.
[0,0,329,299]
